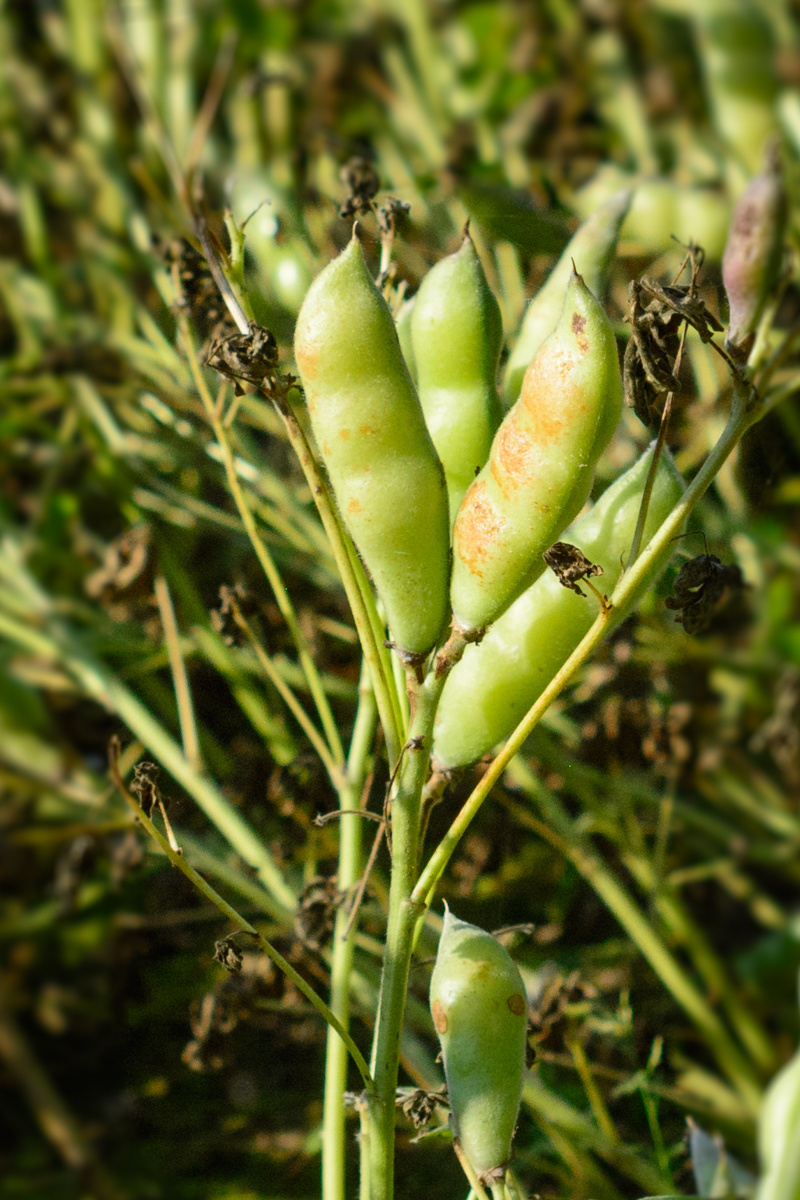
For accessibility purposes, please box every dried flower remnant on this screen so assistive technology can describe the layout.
[623,259,722,428]
[204,321,279,395]
[665,553,746,634]
[339,155,380,217]
[543,541,604,597]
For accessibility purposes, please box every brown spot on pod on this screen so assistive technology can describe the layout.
[491,410,538,499]
[571,312,589,354]
[432,999,448,1034]
[507,993,526,1017]
[453,481,506,577]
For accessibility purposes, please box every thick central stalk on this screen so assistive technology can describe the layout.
[367,666,451,1200]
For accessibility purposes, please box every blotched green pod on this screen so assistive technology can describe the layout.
[430,907,528,1183]
[450,271,622,636]
[722,148,787,357]
[503,190,631,406]
[756,1041,800,1200]
[294,232,450,659]
[434,447,684,769]
[411,233,503,519]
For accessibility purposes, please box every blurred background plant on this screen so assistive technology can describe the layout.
[1,1,800,1198]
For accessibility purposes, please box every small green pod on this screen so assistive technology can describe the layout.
[756,1042,800,1200]
[411,233,503,520]
[430,906,528,1183]
[503,189,631,406]
[451,271,622,636]
[434,446,684,769]
[294,233,450,659]
[722,148,787,357]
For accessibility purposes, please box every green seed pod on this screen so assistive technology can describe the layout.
[411,233,503,519]
[434,446,684,769]
[756,1042,800,1200]
[430,906,528,1183]
[503,190,631,406]
[395,295,417,386]
[722,147,787,357]
[691,0,778,176]
[575,168,731,262]
[294,232,450,659]
[451,270,622,636]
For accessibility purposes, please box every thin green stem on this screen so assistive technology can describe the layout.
[322,664,378,1200]
[109,744,373,1089]
[181,319,345,765]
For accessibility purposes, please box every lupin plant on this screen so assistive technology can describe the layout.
[6,5,800,1198]
[151,134,793,1199]
[117,139,797,1199]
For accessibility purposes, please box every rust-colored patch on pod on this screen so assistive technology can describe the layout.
[294,335,319,382]
[571,312,589,354]
[507,992,526,1017]
[348,497,362,514]
[491,411,534,498]
[454,480,506,577]
[432,999,448,1034]
[519,356,574,444]
[339,427,351,440]
[359,422,379,436]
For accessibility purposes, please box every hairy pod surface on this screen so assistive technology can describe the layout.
[434,447,684,769]
[294,233,450,657]
[756,1043,800,1200]
[451,271,622,636]
[722,149,787,356]
[395,294,417,385]
[503,190,630,406]
[430,907,528,1182]
[411,234,503,519]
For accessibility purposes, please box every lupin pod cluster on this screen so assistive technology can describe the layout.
[293,230,451,659]
[434,446,684,770]
[450,269,623,636]
[429,906,528,1183]
[504,189,631,406]
[722,147,787,358]
[410,232,503,519]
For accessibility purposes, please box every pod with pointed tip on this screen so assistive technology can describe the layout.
[451,270,622,636]
[294,234,450,658]
[722,148,787,358]
[434,446,684,769]
[756,1040,800,1200]
[411,233,503,520]
[430,907,528,1183]
[503,190,631,406]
